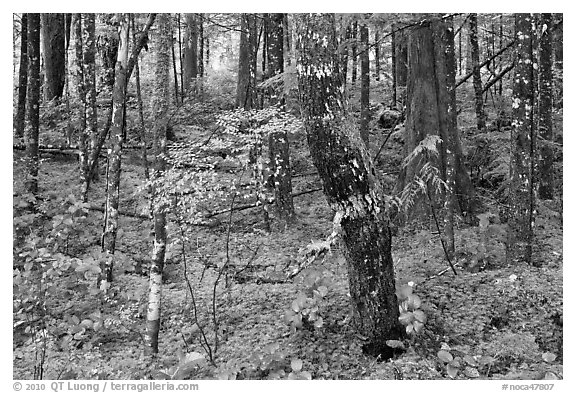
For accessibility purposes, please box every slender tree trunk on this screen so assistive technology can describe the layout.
[341,22,350,86]
[25,13,41,196]
[15,13,28,138]
[73,14,89,201]
[351,21,358,83]
[100,14,130,289]
[359,22,370,146]
[283,14,290,68]
[552,13,562,110]
[266,13,296,225]
[198,15,204,78]
[178,13,184,102]
[374,30,380,82]
[85,14,156,196]
[538,14,554,200]
[391,25,397,106]
[145,13,170,355]
[296,13,403,360]
[507,13,536,266]
[469,13,486,130]
[41,13,66,101]
[83,14,98,188]
[171,20,180,104]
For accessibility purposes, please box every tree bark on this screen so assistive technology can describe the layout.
[73,14,88,201]
[236,13,258,109]
[25,13,41,196]
[359,22,370,146]
[296,13,403,360]
[145,13,170,355]
[15,13,28,138]
[374,30,380,82]
[469,13,486,130]
[394,23,408,107]
[351,21,358,83]
[538,13,554,200]
[506,13,536,266]
[266,13,296,225]
[100,14,130,289]
[183,13,198,95]
[398,18,475,218]
[41,13,66,101]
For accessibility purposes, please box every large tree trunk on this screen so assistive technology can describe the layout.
[359,21,370,146]
[394,23,408,108]
[507,14,537,265]
[100,14,130,290]
[469,13,486,130]
[183,13,198,95]
[25,14,41,196]
[15,13,28,138]
[236,13,258,109]
[296,13,403,360]
[266,13,296,225]
[552,13,562,110]
[145,13,170,355]
[41,13,66,101]
[538,13,554,200]
[397,17,475,218]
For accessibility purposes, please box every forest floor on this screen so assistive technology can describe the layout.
[12,97,563,380]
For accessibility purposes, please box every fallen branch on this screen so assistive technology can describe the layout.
[456,39,515,88]
[482,62,515,94]
[205,187,323,219]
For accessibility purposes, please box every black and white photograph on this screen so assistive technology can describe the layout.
[9,7,567,389]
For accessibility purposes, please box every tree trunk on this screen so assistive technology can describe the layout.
[83,14,98,190]
[15,13,28,138]
[351,21,358,83]
[100,14,130,289]
[25,13,41,196]
[183,13,198,95]
[507,13,536,266]
[41,13,66,101]
[394,23,408,108]
[469,14,486,131]
[552,13,562,110]
[145,13,170,355]
[266,13,296,225]
[236,13,257,109]
[538,13,554,200]
[170,20,180,104]
[296,13,403,360]
[391,25,396,105]
[374,30,380,82]
[73,14,88,201]
[398,17,475,218]
[359,22,370,146]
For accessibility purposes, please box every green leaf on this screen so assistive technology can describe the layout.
[463,366,480,378]
[437,350,453,363]
[291,358,303,372]
[396,285,413,300]
[313,317,324,328]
